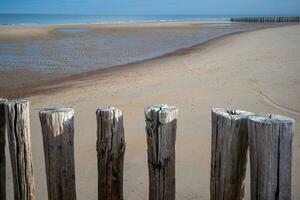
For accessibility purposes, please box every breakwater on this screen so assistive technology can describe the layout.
[231,16,300,23]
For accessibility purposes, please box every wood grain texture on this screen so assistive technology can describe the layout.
[0,98,7,200]
[96,107,125,200]
[211,108,252,200]
[5,100,35,200]
[39,108,76,200]
[144,104,178,200]
[248,114,294,200]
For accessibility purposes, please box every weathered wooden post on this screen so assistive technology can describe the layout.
[5,100,35,200]
[144,104,178,200]
[96,107,126,200]
[39,108,76,200]
[210,108,252,200]
[0,98,7,200]
[248,114,294,200]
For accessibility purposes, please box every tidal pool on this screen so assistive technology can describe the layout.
[202,23,241,27]
[56,28,92,33]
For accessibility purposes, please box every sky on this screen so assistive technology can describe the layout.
[0,0,300,15]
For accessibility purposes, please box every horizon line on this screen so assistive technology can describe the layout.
[0,13,299,16]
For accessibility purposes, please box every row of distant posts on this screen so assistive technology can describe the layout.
[0,98,295,200]
[230,16,300,23]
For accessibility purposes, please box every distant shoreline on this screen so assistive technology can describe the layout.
[0,20,229,27]
[0,14,231,26]
[0,20,234,28]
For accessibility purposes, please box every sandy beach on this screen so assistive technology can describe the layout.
[2,24,300,199]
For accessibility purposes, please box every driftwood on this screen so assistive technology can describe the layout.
[0,98,7,200]
[210,108,252,200]
[248,114,294,200]
[144,104,178,200]
[39,108,76,200]
[5,100,35,200]
[96,107,125,200]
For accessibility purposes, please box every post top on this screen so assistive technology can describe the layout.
[0,98,7,103]
[248,113,295,124]
[39,107,74,115]
[212,108,253,120]
[145,104,178,124]
[7,99,28,105]
[96,106,122,119]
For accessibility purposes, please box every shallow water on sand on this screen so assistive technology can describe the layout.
[0,24,255,75]
[56,28,92,33]
[201,23,241,27]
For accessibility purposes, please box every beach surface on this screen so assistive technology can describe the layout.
[0,21,261,89]
[3,24,300,199]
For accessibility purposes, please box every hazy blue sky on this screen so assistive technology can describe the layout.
[0,0,300,15]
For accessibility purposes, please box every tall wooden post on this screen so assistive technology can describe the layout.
[5,100,35,200]
[210,108,252,200]
[0,98,7,200]
[248,114,294,200]
[96,107,125,200]
[144,104,178,200]
[39,108,76,200]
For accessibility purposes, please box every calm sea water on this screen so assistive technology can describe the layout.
[0,14,234,25]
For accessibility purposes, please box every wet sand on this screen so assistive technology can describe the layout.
[2,24,300,199]
[0,21,263,88]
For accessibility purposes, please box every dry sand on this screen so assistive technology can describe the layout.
[3,24,300,199]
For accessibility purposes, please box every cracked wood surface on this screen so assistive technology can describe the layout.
[5,100,35,200]
[210,108,252,200]
[248,114,294,200]
[39,107,76,200]
[144,104,178,200]
[96,107,125,200]
[0,98,7,200]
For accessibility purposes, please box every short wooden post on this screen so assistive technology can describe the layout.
[5,100,35,200]
[96,107,125,200]
[0,98,7,200]
[144,104,178,200]
[39,108,76,200]
[248,114,294,200]
[210,108,252,200]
